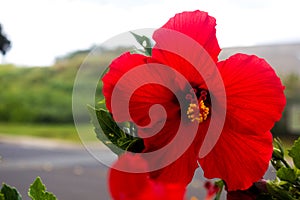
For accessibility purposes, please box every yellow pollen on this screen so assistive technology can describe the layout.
[186,100,210,123]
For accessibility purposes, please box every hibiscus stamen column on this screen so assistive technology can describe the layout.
[186,88,210,123]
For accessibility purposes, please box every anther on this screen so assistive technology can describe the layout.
[186,100,210,123]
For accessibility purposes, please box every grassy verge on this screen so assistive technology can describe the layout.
[0,123,96,143]
[0,123,297,149]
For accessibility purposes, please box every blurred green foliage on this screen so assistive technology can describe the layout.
[0,46,129,123]
[272,73,300,136]
[0,123,93,142]
[0,64,74,123]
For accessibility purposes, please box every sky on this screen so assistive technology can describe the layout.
[0,0,300,66]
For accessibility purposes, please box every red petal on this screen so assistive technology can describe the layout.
[102,52,148,113]
[108,153,150,199]
[217,54,286,134]
[153,10,220,62]
[142,121,210,186]
[199,129,273,191]
[102,52,177,125]
[199,54,285,190]
[147,142,199,186]
[108,153,187,200]
[151,49,208,90]
[137,182,186,200]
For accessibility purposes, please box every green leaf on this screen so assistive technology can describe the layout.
[273,138,284,160]
[288,137,300,169]
[0,184,22,200]
[130,32,153,56]
[266,181,295,200]
[277,167,298,183]
[271,159,285,171]
[88,106,144,155]
[96,98,107,110]
[88,105,124,155]
[28,177,56,200]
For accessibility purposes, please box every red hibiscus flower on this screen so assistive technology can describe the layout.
[204,181,220,200]
[102,10,286,191]
[109,153,186,200]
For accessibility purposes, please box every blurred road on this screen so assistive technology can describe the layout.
[0,137,276,200]
[0,140,111,200]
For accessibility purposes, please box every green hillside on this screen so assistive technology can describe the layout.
[0,46,129,123]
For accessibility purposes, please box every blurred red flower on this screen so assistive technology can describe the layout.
[109,153,186,200]
[103,10,286,191]
[204,181,219,200]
